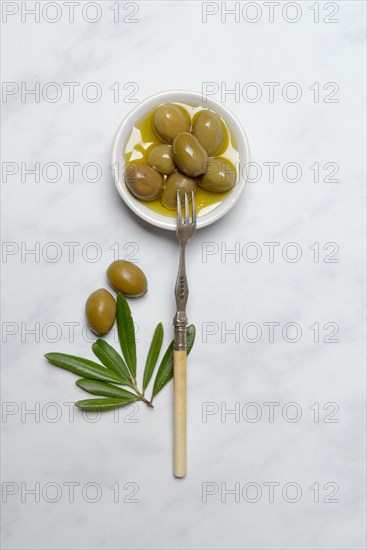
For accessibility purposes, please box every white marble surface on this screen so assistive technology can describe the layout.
[1,1,366,549]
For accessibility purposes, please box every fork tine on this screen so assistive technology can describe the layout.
[184,193,189,224]
[191,191,196,226]
[177,191,182,225]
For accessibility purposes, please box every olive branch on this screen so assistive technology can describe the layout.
[45,293,195,411]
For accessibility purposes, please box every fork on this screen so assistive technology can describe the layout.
[173,191,196,478]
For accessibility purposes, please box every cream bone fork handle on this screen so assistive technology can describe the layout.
[173,191,197,478]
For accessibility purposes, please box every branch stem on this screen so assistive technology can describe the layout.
[132,384,154,408]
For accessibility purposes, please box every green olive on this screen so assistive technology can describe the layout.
[153,104,190,143]
[198,158,237,192]
[147,144,175,175]
[107,260,147,297]
[124,163,163,201]
[172,132,208,177]
[161,171,197,210]
[192,110,225,156]
[85,289,116,336]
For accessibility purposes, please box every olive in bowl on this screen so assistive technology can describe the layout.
[192,110,225,156]
[124,163,163,201]
[198,158,237,192]
[172,132,208,177]
[161,171,197,210]
[147,144,175,175]
[153,104,190,143]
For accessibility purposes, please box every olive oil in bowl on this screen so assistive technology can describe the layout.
[123,102,240,218]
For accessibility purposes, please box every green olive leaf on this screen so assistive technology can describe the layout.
[44,353,125,385]
[75,397,138,411]
[92,339,133,386]
[142,322,164,391]
[75,378,139,400]
[152,325,195,399]
[116,293,137,378]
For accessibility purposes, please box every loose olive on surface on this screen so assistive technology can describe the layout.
[161,171,197,210]
[198,158,237,192]
[107,260,147,297]
[85,289,116,336]
[172,132,208,177]
[192,110,225,156]
[124,163,163,201]
[153,104,190,143]
[147,144,175,175]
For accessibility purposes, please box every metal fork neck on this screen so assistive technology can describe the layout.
[173,313,187,351]
[174,191,196,352]
[174,243,188,351]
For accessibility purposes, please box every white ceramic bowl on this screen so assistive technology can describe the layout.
[111,90,250,231]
